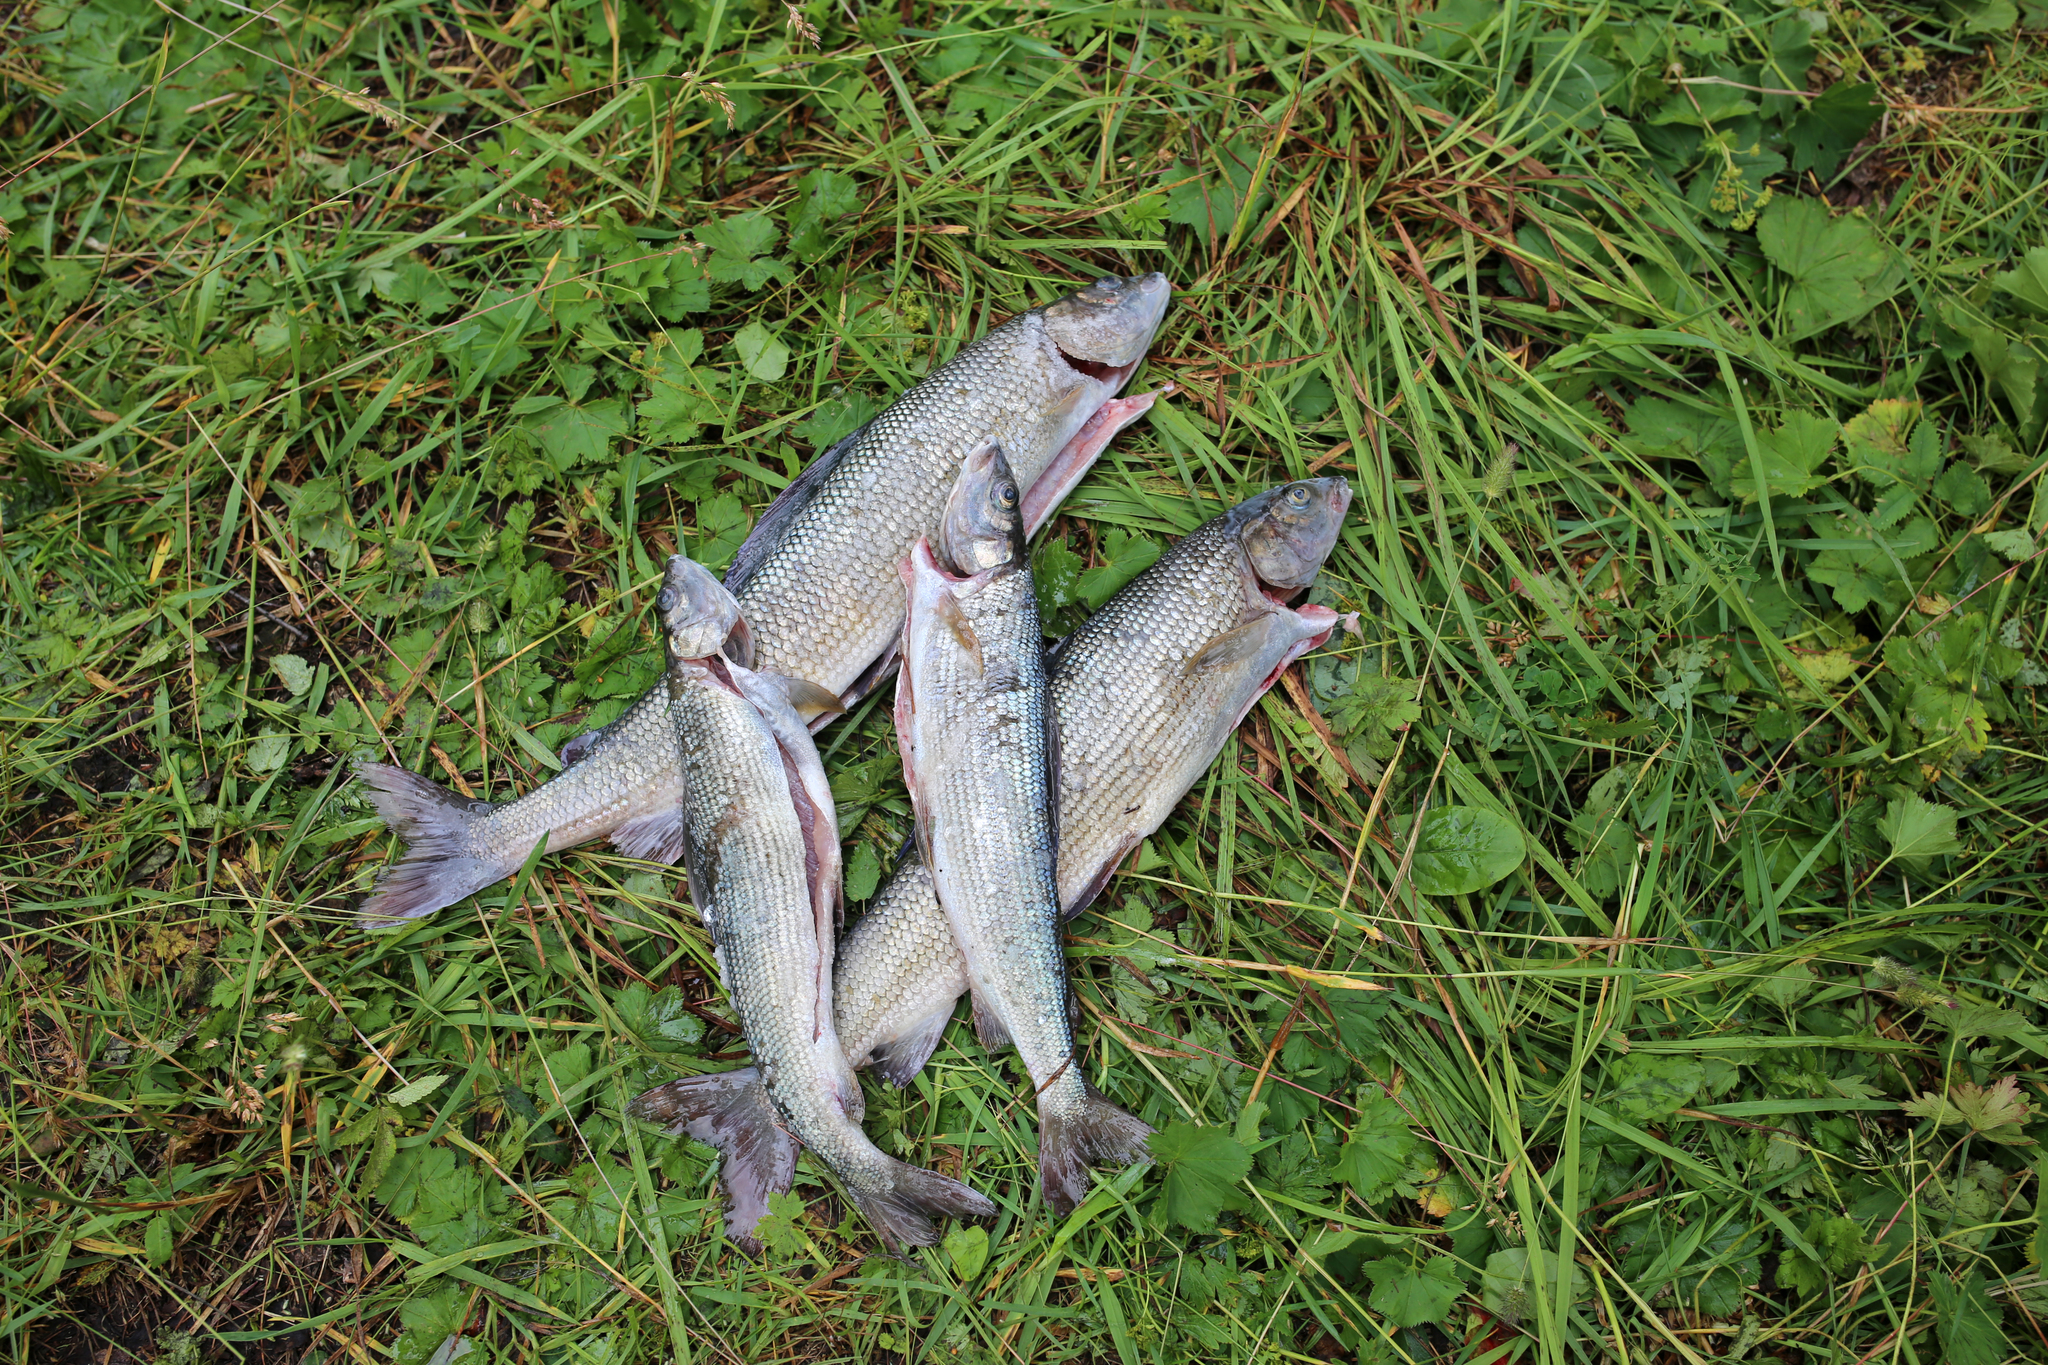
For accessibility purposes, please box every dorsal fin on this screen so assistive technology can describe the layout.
[722,421,871,596]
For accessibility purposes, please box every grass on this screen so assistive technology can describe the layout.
[5,0,2048,1360]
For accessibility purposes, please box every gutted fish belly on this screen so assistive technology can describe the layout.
[630,554,992,1254]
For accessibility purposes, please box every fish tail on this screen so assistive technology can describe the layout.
[355,763,508,923]
[627,1069,797,1255]
[1038,1080,1153,1215]
[851,1160,996,1255]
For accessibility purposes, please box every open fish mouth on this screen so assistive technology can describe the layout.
[1055,347,1144,388]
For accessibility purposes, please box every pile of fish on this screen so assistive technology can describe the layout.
[353,272,1357,1254]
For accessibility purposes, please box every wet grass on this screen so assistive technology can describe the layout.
[5,0,2048,1361]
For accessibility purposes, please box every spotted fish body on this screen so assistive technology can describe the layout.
[630,479,1357,1211]
[352,273,1170,924]
[629,555,991,1255]
[727,272,1172,703]
[896,443,1151,1214]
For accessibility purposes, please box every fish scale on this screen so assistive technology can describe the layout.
[636,555,992,1254]
[352,272,1168,924]
[896,444,1152,1213]
[728,273,1171,699]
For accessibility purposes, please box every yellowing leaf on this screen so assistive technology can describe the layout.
[1904,1076,2036,1145]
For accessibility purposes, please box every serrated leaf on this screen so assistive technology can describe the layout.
[1877,796,1962,863]
[1148,1123,1250,1231]
[1994,246,2048,314]
[1757,197,1905,341]
[1607,1054,1704,1123]
[697,211,780,261]
[1731,411,1837,500]
[1983,529,2035,561]
[269,653,313,697]
[1905,1077,2036,1144]
[390,1072,451,1106]
[1934,461,1993,516]
[1409,805,1523,896]
[1074,529,1162,610]
[690,492,753,574]
[246,730,290,774]
[733,321,790,382]
[1932,1271,2009,1365]
[844,841,882,902]
[1786,83,1884,177]
[942,1224,988,1280]
[1361,1255,1464,1327]
[1329,1093,1427,1202]
[751,1190,811,1258]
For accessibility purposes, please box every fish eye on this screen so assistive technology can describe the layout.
[1285,485,1312,507]
[994,481,1019,509]
[656,588,677,613]
[1094,276,1120,291]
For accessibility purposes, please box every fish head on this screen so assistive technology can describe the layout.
[936,441,1026,577]
[1041,272,1173,385]
[1237,477,1353,595]
[657,554,743,661]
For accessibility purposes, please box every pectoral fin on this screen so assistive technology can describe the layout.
[778,676,845,722]
[1184,615,1279,676]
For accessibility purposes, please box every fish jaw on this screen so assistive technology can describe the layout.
[1021,385,1173,536]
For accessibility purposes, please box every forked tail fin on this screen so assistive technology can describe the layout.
[851,1160,996,1256]
[355,764,505,924]
[1037,1081,1153,1215]
[627,1069,797,1255]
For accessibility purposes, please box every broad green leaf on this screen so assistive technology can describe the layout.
[390,1072,451,1106]
[697,211,780,261]
[1074,529,1162,610]
[1606,1054,1703,1123]
[1786,83,1884,176]
[1409,805,1523,896]
[1149,1123,1250,1231]
[144,1213,172,1265]
[1994,246,2048,314]
[691,492,753,574]
[1757,197,1905,341]
[733,321,790,382]
[365,261,459,315]
[246,729,291,774]
[844,841,882,902]
[1361,1255,1464,1327]
[1877,796,1962,863]
[523,399,630,471]
[751,1190,811,1258]
[1934,461,1993,515]
[1842,398,1943,489]
[1329,1092,1427,1202]
[1731,411,1836,500]
[1902,1077,2035,1144]
[1983,529,2035,560]
[1481,1246,1588,1322]
[943,1224,989,1280]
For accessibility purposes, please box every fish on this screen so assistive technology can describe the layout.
[354,272,1170,923]
[895,441,1150,1214]
[629,477,1357,1211]
[625,553,993,1255]
[725,272,1173,706]
[354,682,705,925]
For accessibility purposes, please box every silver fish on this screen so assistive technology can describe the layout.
[354,273,1170,923]
[631,478,1356,1210]
[626,554,992,1255]
[896,442,1150,1214]
[726,272,1172,705]
[353,681,708,925]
